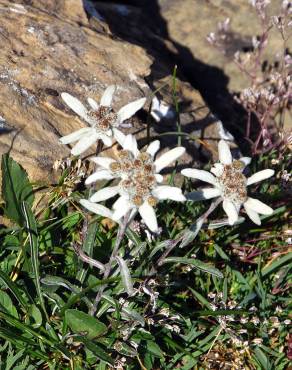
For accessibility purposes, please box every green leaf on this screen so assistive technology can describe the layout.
[27,304,42,328]
[21,202,48,321]
[5,348,26,370]
[0,311,68,356]
[0,290,18,318]
[116,256,134,296]
[126,227,142,247]
[62,211,81,230]
[1,153,34,225]
[149,239,174,258]
[179,219,204,248]
[188,287,212,309]
[77,337,114,365]
[254,347,272,370]
[114,341,137,357]
[146,340,164,359]
[76,220,98,284]
[261,252,292,278]
[0,327,49,361]
[2,234,20,251]
[214,244,230,261]
[0,270,28,311]
[65,309,107,340]
[163,257,223,278]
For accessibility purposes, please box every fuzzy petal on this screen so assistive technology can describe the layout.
[87,97,99,110]
[243,203,261,225]
[147,140,160,157]
[59,127,92,144]
[100,85,116,107]
[247,169,275,186]
[117,97,146,123]
[122,134,139,157]
[152,186,186,201]
[80,199,113,219]
[154,147,185,173]
[99,133,113,147]
[85,169,114,185]
[181,168,217,185]
[139,201,158,232]
[90,156,115,169]
[210,163,224,177]
[202,187,221,199]
[61,93,88,121]
[218,140,232,165]
[90,186,119,202]
[113,196,128,209]
[113,128,126,146]
[186,188,221,201]
[112,197,132,220]
[240,157,251,166]
[244,197,273,215]
[155,174,163,183]
[222,200,239,225]
[71,132,100,156]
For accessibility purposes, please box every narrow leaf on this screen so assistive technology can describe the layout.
[116,256,134,296]
[0,270,27,311]
[76,337,114,365]
[76,220,98,284]
[163,257,223,278]
[21,201,47,321]
[1,154,34,225]
[179,218,204,248]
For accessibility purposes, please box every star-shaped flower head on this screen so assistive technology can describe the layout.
[59,85,146,156]
[80,134,186,232]
[181,140,274,226]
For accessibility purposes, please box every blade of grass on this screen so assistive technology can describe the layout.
[76,220,98,284]
[21,202,48,321]
[0,328,48,361]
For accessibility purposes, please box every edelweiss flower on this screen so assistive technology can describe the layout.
[80,134,186,232]
[181,140,274,225]
[59,85,146,156]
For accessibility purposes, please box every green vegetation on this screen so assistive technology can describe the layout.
[0,143,290,369]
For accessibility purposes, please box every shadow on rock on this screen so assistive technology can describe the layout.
[86,0,252,155]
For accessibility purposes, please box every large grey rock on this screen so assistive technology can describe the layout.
[1,0,221,185]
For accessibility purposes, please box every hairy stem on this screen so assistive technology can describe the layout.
[152,198,222,273]
[73,243,105,272]
[90,211,131,316]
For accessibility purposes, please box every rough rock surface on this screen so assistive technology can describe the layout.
[94,0,291,144]
[0,0,150,183]
[159,0,284,91]
[0,0,222,185]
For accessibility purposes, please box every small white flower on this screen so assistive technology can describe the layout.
[252,338,263,345]
[238,329,248,334]
[181,140,274,226]
[81,134,186,232]
[59,85,146,156]
[270,316,281,328]
[151,96,175,122]
[251,316,260,325]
